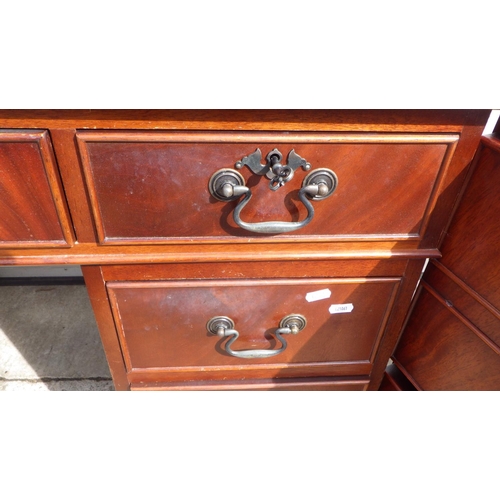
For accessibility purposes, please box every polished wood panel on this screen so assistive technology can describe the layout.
[391,134,500,390]
[107,277,400,383]
[438,143,500,310]
[77,131,456,244]
[80,266,129,390]
[432,260,500,322]
[0,130,74,247]
[393,287,500,390]
[0,241,441,266]
[378,373,400,390]
[424,262,500,348]
[0,109,490,132]
[127,362,372,384]
[421,281,500,355]
[130,377,369,391]
[368,259,426,389]
[0,110,491,391]
[101,259,408,281]
[422,120,490,249]
[49,129,98,242]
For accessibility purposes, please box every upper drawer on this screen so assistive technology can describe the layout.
[76,131,458,245]
[0,130,74,248]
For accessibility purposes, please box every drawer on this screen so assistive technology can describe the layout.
[0,130,74,247]
[106,276,401,385]
[393,286,500,390]
[77,131,458,245]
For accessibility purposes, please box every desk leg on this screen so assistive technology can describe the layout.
[82,266,129,391]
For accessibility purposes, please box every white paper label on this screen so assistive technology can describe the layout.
[329,303,354,314]
[305,288,332,302]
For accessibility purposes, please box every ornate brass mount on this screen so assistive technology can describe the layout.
[235,148,311,191]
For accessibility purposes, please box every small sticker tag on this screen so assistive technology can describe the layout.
[329,303,354,314]
[306,289,332,302]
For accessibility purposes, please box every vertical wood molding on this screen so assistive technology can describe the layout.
[368,259,426,390]
[49,129,98,243]
[81,266,129,390]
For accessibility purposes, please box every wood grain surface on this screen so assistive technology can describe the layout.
[392,134,500,390]
[0,130,74,247]
[393,287,500,390]
[0,241,442,266]
[107,277,400,385]
[0,110,492,391]
[0,109,490,131]
[130,377,369,391]
[76,131,456,244]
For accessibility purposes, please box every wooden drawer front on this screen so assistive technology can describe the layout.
[424,262,500,347]
[438,144,500,311]
[391,137,500,391]
[0,130,73,247]
[107,277,400,384]
[393,286,500,391]
[77,131,457,245]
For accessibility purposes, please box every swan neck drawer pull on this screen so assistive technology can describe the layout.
[209,148,337,234]
[206,314,307,359]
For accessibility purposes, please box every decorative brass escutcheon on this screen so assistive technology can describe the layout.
[235,148,311,191]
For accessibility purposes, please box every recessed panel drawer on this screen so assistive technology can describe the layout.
[393,287,500,390]
[77,131,458,245]
[0,130,74,247]
[107,276,401,384]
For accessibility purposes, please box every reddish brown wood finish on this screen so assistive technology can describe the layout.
[0,110,487,264]
[76,131,457,244]
[421,120,490,249]
[0,110,491,391]
[368,259,427,390]
[100,259,408,281]
[130,377,369,391]
[393,287,500,390]
[99,258,419,388]
[0,109,490,132]
[392,134,500,390]
[438,143,500,309]
[424,262,500,349]
[80,266,129,390]
[378,373,400,390]
[0,130,74,247]
[127,363,372,385]
[107,276,400,384]
[0,241,441,267]
[49,129,98,242]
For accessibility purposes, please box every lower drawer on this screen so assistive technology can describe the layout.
[393,280,500,390]
[107,276,401,385]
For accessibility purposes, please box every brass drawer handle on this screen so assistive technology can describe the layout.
[206,314,307,359]
[209,148,337,234]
